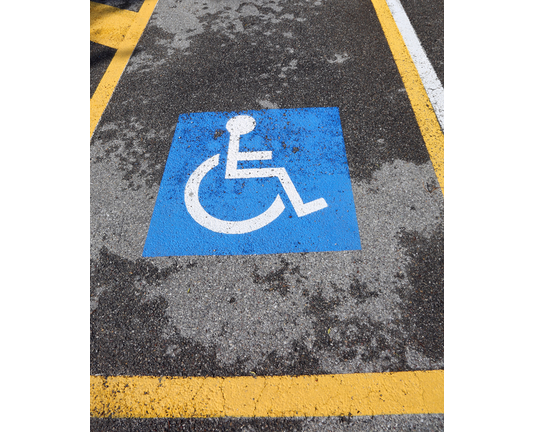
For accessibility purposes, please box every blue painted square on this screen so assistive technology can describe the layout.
[143,107,361,257]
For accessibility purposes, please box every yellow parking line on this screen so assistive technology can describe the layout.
[91,370,443,418]
[370,0,444,194]
[90,2,138,49]
[90,0,159,138]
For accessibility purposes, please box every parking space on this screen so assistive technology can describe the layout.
[90,0,444,429]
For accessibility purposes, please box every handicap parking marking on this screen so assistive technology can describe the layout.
[143,107,361,257]
[91,0,443,424]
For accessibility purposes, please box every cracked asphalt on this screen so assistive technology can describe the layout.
[90,0,444,429]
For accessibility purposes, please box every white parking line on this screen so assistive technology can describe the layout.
[386,0,444,130]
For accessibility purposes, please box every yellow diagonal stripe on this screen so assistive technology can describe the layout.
[90,2,137,49]
[90,370,443,418]
[370,0,444,194]
[90,0,159,138]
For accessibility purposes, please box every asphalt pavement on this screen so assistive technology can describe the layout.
[90,0,444,430]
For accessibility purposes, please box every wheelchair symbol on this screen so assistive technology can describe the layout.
[184,115,328,234]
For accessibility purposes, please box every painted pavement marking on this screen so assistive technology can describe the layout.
[90,2,137,49]
[90,0,159,138]
[143,108,361,257]
[386,0,444,131]
[90,0,443,421]
[371,0,444,193]
[91,370,444,418]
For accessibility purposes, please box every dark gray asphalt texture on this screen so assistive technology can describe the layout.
[91,414,445,431]
[90,0,444,430]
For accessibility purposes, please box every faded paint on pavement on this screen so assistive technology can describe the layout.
[90,0,444,426]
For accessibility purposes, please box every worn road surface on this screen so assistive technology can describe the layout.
[90,0,444,429]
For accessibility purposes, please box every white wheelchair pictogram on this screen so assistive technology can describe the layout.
[184,115,328,234]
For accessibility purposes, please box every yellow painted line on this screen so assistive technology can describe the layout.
[370,0,444,193]
[90,2,137,49]
[90,0,159,138]
[90,370,443,418]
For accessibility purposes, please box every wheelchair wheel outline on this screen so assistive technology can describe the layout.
[184,153,286,234]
